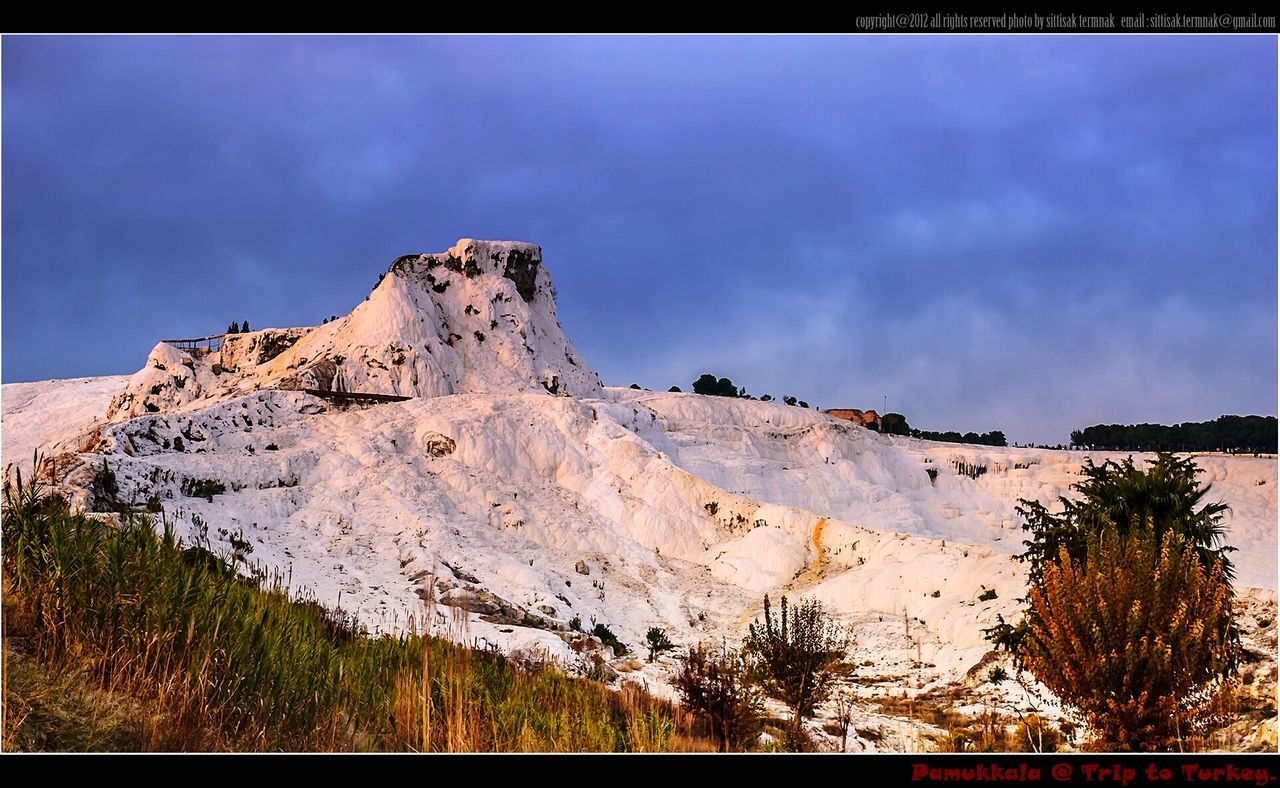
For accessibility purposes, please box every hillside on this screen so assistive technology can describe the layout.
[3,239,1275,751]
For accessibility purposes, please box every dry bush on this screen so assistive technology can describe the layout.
[1024,531,1237,751]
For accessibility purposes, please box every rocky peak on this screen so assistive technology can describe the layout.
[390,240,545,303]
[104,239,601,421]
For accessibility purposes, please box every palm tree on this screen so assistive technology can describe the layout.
[1072,453,1232,577]
[1015,452,1233,583]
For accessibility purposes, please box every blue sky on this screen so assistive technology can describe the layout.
[2,35,1275,444]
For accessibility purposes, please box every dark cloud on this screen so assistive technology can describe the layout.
[3,35,1274,444]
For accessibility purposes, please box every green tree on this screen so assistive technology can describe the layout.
[1023,531,1236,751]
[644,627,675,662]
[742,595,849,740]
[1013,452,1233,586]
[673,644,763,752]
[691,373,742,398]
[692,374,719,396]
[241,320,250,333]
[881,412,911,436]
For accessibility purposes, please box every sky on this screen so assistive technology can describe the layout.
[2,35,1275,445]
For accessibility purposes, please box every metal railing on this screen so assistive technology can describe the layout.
[160,334,226,353]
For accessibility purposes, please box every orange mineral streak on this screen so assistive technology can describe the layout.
[812,518,827,570]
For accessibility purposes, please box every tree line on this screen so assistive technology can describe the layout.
[674,373,1013,446]
[911,429,1008,447]
[880,412,1009,446]
[676,373,812,409]
[1070,415,1276,453]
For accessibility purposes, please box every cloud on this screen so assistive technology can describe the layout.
[3,35,1275,444]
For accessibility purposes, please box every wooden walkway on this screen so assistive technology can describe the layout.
[161,334,226,352]
[301,389,412,404]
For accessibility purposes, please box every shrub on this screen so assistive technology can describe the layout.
[573,653,612,684]
[645,627,675,662]
[952,459,988,479]
[1022,531,1237,751]
[1013,715,1064,753]
[831,686,856,752]
[92,460,118,504]
[978,588,998,602]
[592,622,626,656]
[217,527,254,563]
[742,595,850,739]
[673,644,763,752]
[180,477,226,502]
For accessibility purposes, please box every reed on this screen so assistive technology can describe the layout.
[2,459,705,752]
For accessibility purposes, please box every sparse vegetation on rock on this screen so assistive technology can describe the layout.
[591,621,626,656]
[645,627,675,662]
[673,644,763,752]
[742,595,850,742]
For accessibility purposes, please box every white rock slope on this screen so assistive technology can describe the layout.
[3,238,1274,751]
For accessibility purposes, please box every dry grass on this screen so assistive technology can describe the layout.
[2,637,152,751]
[1,462,713,752]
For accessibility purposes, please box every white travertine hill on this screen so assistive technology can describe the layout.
[3,238,1275,752]
[105,239,602,420]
